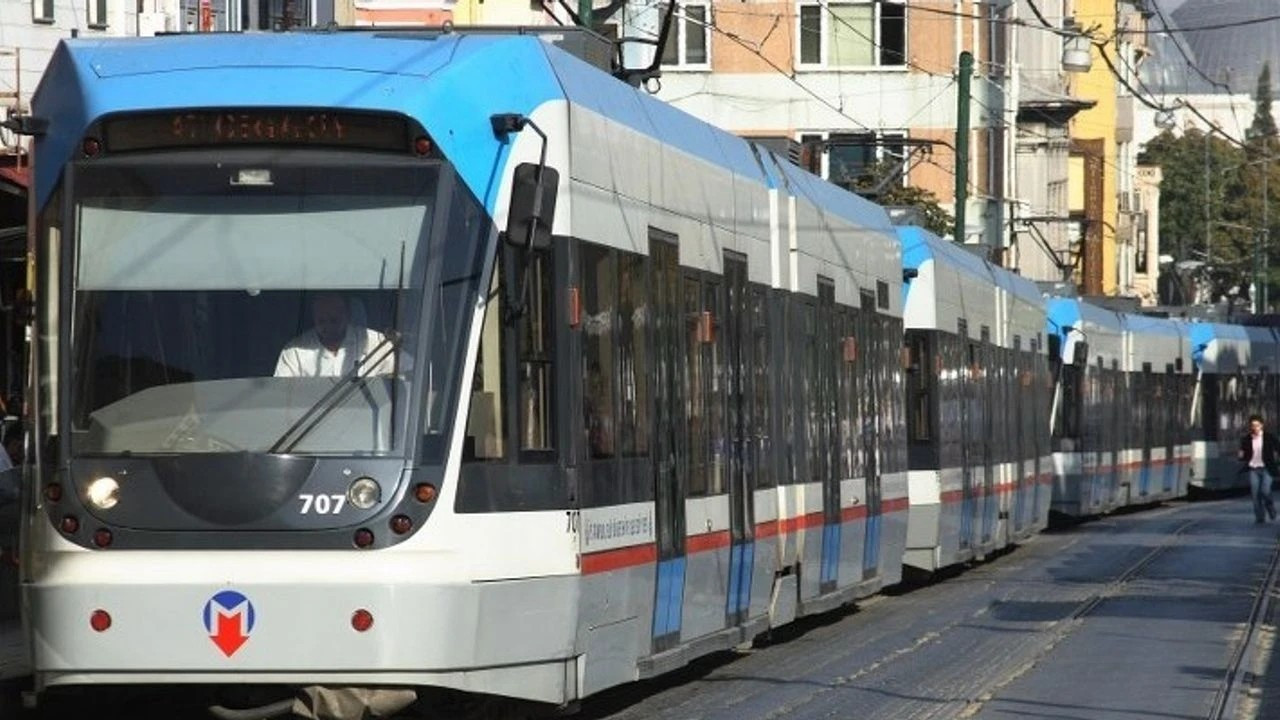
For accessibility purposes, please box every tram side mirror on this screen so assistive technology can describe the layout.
[503,163,559,252]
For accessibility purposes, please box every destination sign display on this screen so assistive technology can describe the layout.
[101,110,411,152]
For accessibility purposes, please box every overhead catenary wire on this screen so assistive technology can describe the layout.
[639,0,1225,195]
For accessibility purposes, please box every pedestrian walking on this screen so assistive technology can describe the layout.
[1239,414,1280,523]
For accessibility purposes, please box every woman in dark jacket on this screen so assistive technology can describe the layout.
[1239,414,1280,523]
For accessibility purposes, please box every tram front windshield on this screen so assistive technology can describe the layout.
[68,154,454,457]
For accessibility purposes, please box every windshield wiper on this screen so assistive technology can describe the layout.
[267,332,401,455]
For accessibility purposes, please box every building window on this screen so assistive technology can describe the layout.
[800,131,907,190]
[797,0,905,69]
[260,0,310,30]
[661,3,710,67]
[88,0,108,28]
[33,0,53,23]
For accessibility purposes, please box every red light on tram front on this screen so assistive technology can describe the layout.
[568,287,582,329]
[413,483,437,504]
[43,483,62,502]
[353,528,375,548]
[93,528,113,548]
[82,137,102,157]
[413,136,433,156]
[60,515,79,534]
[390,515,412,535]
[90,609,111,632]
[351,609,374,632]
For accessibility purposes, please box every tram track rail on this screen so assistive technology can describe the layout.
[948,517,1205,720]
[1210,527,1280,720]
[585,512,1215,720]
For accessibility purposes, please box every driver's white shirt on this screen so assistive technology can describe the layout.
[274,326,396,378]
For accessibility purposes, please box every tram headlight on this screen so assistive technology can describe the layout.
[86,476,120,510]
[347,477,381,510]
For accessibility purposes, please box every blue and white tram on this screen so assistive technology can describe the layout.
[1185,322,1280,491]
[19,30,911,712]
[1120,313,1191,505]
[1047,298,1127,518]
[898,226,1049,572]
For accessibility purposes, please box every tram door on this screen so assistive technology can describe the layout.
[978,327,995,547]
[723,254,755,625]
[1139,363,1154,498]
[817,282,839,594]
[1163,365,1176,493]
[957,320,974,551]
[1012,338,1026,534]
[650,234,687,653]
[1030,337,1046,523]
[860,292,882,577]
[1110,359,1122,505]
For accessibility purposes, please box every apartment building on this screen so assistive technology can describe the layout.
[1012,0,1160,304]
[647,0,1013,249]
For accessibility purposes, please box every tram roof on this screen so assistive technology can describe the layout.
[1123,312,1182,338]
[31,31,895,234]
[1046,296,1125,344]
[897,225,1040,306]
[1186,321,1280,369]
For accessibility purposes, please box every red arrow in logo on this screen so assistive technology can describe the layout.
[211,611,249,657]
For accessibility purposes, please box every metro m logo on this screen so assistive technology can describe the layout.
[202,590,256,657]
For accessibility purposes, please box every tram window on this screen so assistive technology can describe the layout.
[465,261,507,461]
[845,309,864,478]
[618,253,650,457]
[705,280,725,495]
[685,276,707,496]
[1060,364,1081,439]
[517,251,555,453]
[890,317,907,473]
[795,299,814,485]
[36,193,62,453]
[423,189,489,459]
[876,316,893,469]
[836,309,853,478]
[752,287,773,488]
[906,333,936,440]
[581,245,616,460]
[809,287,826,487]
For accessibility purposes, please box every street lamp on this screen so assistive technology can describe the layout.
[1062,30,1092,73]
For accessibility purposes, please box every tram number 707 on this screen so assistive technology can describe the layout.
[298,494,347,515]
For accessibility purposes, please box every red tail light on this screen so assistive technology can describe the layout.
[351,609,374,632]
[90,610,111,632]
[390,515,412,535]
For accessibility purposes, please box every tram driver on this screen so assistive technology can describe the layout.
[274,292,398,378]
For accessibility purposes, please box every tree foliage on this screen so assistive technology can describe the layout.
[1251,63,1278,142]
[850,160,955,239]
[1141,66,1280,308]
